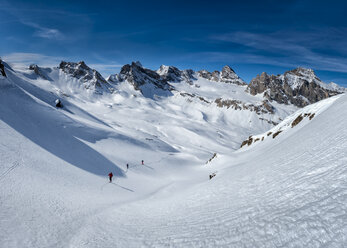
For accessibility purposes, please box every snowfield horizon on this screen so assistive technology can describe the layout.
[0,58,346,247]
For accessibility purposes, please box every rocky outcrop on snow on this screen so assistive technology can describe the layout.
[59,61,113,94]
[247,68,343,107]
[29,64,52,81]
[198,66,246,85]
[109,62,174,93]
[0,59,7,77]
[157,65,196,84]
[215,98,275,115]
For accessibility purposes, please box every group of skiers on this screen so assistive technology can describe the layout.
[108,160,144,182]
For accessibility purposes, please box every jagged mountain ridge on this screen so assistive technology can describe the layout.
[59,61,114,94]
[1,58,344,130]
[2,56,347,248]
[198,65,246,86]
[247,67,343,107]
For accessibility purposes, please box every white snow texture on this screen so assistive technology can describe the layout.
[0,62,346,248]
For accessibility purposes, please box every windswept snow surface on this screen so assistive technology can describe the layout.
[0,65,346,247]
[67,94,347,248]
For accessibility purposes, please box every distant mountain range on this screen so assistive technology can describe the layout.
[0,58,345,139]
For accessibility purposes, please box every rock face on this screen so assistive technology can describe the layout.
[198,65,246,85]
[247,68,342,107]
[157,65,196,84]
[115,62,173,91]
[59,61,112,93]
[0,59,6,77]
[29,64,52,81]
[107,61,175,93]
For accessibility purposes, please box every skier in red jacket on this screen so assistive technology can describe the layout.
[108,172,113,183]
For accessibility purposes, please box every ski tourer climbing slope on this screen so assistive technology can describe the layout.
[108,172,113,183]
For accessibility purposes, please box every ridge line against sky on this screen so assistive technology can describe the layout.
[0,0,347,86]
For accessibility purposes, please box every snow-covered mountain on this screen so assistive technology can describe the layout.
[59,61,115,94]
[198,65,247,85]
[0,58,346,247]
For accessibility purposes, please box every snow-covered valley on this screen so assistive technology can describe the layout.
[0,60,346,247]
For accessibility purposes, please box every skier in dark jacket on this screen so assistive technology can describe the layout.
[108,172,113,183]
[126,164,129,170]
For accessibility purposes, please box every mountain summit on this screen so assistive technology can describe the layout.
[247,68,342,107]
[59,61,113,94]
[198,65,246,85]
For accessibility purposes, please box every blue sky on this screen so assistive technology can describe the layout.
[1,0,347,86]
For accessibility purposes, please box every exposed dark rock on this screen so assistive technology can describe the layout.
[247,68,343,107]
[199,65,246,85]
[220,65,246,85]
[29,64,51,81]
[215,98,275,116]
[291,114,304,128]
[215,98,242,110]
[55,99,62,108]
[259,118,278,126]
[272,130,282,139]
[118,62,173,92]
[0,59,6,77]
[209,172,216,180]
[240,136,254,148]
[180,92,211,104]
[262,100,274,114]
[206,153,217,164]
[158,65,182,82]
[59,61,112,93]
[157,65,196,85]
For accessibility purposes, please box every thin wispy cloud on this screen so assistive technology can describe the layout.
[2,2,64,40]
[210,29,347,73]
[22,21,64,40]
[2,53,64,68]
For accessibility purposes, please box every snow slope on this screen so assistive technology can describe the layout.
[65,94,347,247]
[0,62,346,247]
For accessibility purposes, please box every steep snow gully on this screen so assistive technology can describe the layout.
[0,61,346,247]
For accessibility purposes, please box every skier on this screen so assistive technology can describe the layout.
[126,163,129,170]
[141,160,144,165]
[108,172,113,183]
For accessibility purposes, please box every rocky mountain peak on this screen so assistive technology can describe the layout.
[59,61,111,93]
[221,65,235,74]
[198,65,246,85]
[220,65,246,85]
[157,65,184,82]
[247,67,343,107]
[29,64,52,81]
[117,62,171,92]
[288,67,315,77]
[133,61,143,67]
